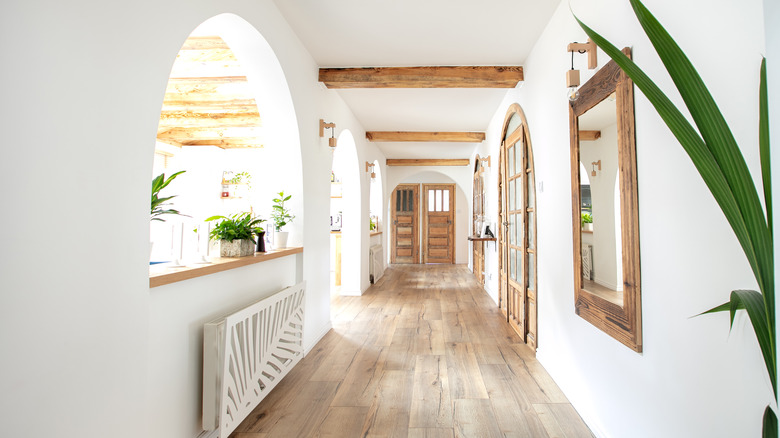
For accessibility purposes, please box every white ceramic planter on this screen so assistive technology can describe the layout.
[274,231,289,249]
[220,239,255,257]
[583,223,593,231]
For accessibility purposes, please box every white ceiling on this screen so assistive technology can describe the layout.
[272,0,560,159]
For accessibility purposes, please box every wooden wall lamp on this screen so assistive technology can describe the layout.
[365,162,376,179]
[566,38,598,102]
[478,156,491,175]
[320,119,337,147]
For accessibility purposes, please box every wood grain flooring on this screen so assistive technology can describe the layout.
[231,264,593,438]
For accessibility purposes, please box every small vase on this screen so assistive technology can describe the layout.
[256,231,266,252]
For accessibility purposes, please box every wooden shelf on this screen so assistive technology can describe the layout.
[150,247,303,288]
[467,235,496,242]
[330,196,342,199]
[581,229,593,234]
[370,231,383,236]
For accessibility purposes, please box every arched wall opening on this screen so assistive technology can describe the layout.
[331,129,362,295]
[150,13,303,264]
[146,14,305,438]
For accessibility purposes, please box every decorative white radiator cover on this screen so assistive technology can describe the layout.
[582,245,593,281]
[369,244,384,283]
[202,282,306,438]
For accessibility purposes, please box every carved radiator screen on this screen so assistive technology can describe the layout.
[203,282,306,438]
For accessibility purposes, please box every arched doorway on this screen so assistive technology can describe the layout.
[330,129,361,295]
[498,103,538,350]
[472,155,486,285]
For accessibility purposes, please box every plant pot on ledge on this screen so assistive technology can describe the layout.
[219,239,255,257]
[274,231,289,249]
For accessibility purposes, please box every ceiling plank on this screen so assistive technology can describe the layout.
[158,111,261,130]
[179,36,230,51]
[319,66,523,89]
[160,99,259,112]
[579,130,602,141]
[386,159,470,166]
[157,127,262,141]
[366,131,485,142]
[181,139,264,149]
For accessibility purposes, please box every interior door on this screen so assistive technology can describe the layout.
[422,184,455,264]
[500,116,538,350]
[391,184,419,264]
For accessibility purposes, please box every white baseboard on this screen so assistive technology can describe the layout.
[304,321,332,355]
[197,429,220,438]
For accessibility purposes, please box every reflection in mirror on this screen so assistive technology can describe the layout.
[578,94,623,306]
[569,47,641,352]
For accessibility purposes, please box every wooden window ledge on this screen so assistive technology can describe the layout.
[149,247,303,288]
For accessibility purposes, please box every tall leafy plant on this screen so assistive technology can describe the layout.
[575,0,774,434]
[151,171,187,221]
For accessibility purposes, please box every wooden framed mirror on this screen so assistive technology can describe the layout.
[569,48,642,352]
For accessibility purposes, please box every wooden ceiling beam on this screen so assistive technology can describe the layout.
[579,130,602,141]
[179,36,229,51]
[319,66,523,89]
[157,127,262,141]
[158,111,261,130]
[366,131,485,142]
[386,159,470,167]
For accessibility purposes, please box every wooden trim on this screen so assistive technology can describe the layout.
[366,131,485,142]
[318,66,524,89]
[149,247,303,288]
[386,159,470,167]
[570,47,642,352]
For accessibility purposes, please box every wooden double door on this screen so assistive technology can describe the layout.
[391,184,455,264]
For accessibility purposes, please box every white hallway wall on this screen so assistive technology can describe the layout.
[475,0,770,437]
[0,1,378,437]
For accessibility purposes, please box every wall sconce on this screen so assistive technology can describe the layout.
[477,156,491,175]
[319,119,337,148]
[365,162,376,179]
[591,160,601,176]
[566,38,597,102]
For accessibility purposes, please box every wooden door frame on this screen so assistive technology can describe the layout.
[421,183,455,264]
[497,103,538,349]
[390,184,420,264]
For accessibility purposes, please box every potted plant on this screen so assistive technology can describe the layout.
[151,171,188,258]
[271,191,295,248]
[581,213,593,231]
[151,171,187,222]
[205,212,265,257]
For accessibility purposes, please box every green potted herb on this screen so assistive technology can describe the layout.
[205,212,265,257]
[581,213,593,231]
[271,191,295,248]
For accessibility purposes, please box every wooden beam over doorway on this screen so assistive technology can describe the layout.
[366,131,485,142]
[318,66,524,89]
[579,130,602,141]
[386,159,470,167]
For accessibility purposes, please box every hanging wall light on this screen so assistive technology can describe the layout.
[591,160,601,177]
[566,38,597,102]
[365,162,376,179]
[319,119,337,148]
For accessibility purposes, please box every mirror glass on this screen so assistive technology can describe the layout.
[577,93,623,306]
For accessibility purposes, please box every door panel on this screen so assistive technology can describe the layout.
[391,184,419,264]
[422,184,454,264]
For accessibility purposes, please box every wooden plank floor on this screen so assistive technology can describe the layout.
[231,264,593,438]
